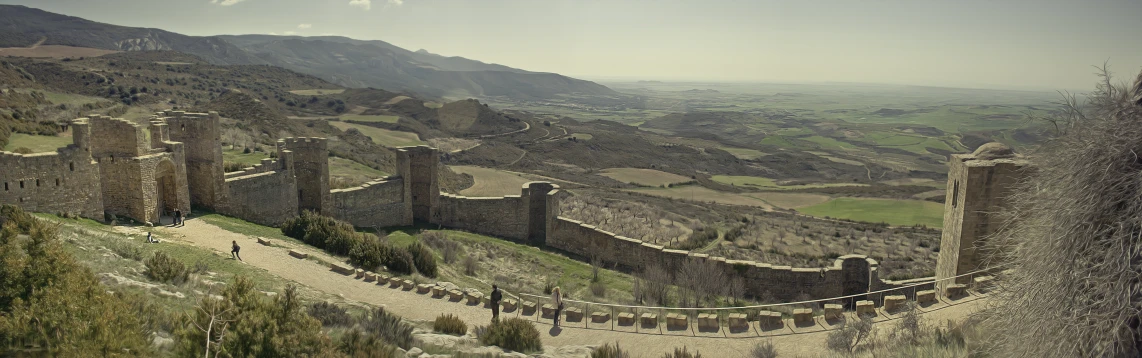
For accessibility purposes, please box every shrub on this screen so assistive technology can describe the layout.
[749,340,778,358]
[478,317,542,353]
[664,347,702,358]
[223,161,247,172]
[308,301,352,327]
[338,329,400,358]
[12,147,32,154]
[406,242,438,278]
[590,281,606,297]
[463,254,479,276]
[144,250,189,285]
[592,342,630,358]
[827,316,874,353]
[420,231,459,264]
[360,307,414,349]
[386,248,415,275]
[348,236,392,271]
[433,314,468,335]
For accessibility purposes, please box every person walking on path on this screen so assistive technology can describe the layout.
[490,284,503,321]
[232,240,243,261]
[552,287,563,327]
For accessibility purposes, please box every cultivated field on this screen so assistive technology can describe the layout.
[599,168,692,187]
[288,89,345,95]
[450,165,534,197]
[329,156,388,189]
[748,192,831,209]
[222,148,270,167]
[0,45,118,58]
[712,175,867,190]
[3,133,73,153]
[339,114,399,123]
[719,146,766,160]
[630,185,774,209]
[797,197,945,228]
[329,121,425,147]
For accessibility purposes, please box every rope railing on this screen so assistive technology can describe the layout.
[472,262,1007,313]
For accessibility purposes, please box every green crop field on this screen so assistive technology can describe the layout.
[4,133,74,153]
[329,122,425,147]
[600,168,692,187]
[797,197,944,227]
[711,175,867,190]
[748,192,832,209]
[719,146,766,160]
[222,148,270,166]
[630,185,774,209]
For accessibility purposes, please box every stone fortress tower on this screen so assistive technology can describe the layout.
[935,142,1031,291]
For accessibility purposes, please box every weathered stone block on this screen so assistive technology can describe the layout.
[388,277,402,287]
[856,300,876,317]
[503,299,518,311]
[287,250,308,259]
[758,311,783,328]
[416,284,432,294]
[431,286,447,298]
[541,304,556,318]
[617,312,636,326]
[698,313,718,330]
[916,290,937,304]
[377,274,390,285]
[728,313,748,331]
[640,313,658,327]
[330,263,354,275]
[522,301,537,315]
[973,276,994,292]
[792,309,813,325]
[824,304,844,320]
[466,292,483,305]
[945,284,967,298]
[447,289,463,301]
[884,295,907,312]
[354,269,365,279]
[363,272,377,282]
[401,280,414,290]
[565,307,583,322]
[256,237,271,246]
[591,311,611,323]
[666,313,687,328]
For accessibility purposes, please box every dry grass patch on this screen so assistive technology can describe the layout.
[3,133,74,153]
[600,168,693,187]
[748,192,831,209]
[450,166,533,197]
[0,45,118,58]
[287,89,345,96]
[329,122,424,147]
[630,185,774,209]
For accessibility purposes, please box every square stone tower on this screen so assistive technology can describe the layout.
[279,137,331,215]
[935,142,1030,291]
[164,111,227,211]
[396,146,439,223]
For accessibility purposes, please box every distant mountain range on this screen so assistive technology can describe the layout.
[0,5,619,100]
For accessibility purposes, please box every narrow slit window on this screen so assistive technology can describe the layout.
[20,181,24,189]
[952,180,960,208]
[70,162,75,171]
[56,178,60,186]
[36,179,40,187]
[3,182,7,191]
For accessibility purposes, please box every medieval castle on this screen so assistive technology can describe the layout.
[0,111,1029,302]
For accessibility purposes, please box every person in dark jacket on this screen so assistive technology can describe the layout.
[231,240,242,261]
[490,284,503,321]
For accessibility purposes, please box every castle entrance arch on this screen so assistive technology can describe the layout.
[155,159,180,220]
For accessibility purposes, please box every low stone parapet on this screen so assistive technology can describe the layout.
[792,309,813,325]
[640,312,658,327]
[728,313,749,331]
[288,250,308,259]
[945,284,967,298]
[758,311,783,328]
[330,263,354,275]
[824,304,843,320]
[884,295,907,312]
[565,307,583,322]
[916,290,936,304]
[617,312,636,326]
[591,311,611,323]
[856,300,876,317]
[697,313,719,331]
[666,313,687,329]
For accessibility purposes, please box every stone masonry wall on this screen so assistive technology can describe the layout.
[435,193,530,242]
[329,177,411,229]
[224,170,299,227]
[165,111,226,210]
[88,115,190,224]
[0,121,103,220]
[280,137,330,215]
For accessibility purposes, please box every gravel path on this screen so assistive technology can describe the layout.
[155,218,988,357]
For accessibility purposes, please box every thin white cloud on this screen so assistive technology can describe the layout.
[210,0,248,6]
[349,0,371,10]
[284,31,297,35]
[269,32,279,35]
[297,24,312,29]
[388,0,403,6]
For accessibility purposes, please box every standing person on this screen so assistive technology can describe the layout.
[552,287,563,327]
[490,284,503,321]
[231,240,242,261]
[173,209,181,226]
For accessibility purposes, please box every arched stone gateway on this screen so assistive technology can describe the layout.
[154,159,181,220]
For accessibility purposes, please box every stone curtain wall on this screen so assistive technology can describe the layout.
[329,178,411,229]
[547,216,912,301]
[224,170,299,227]
[434,193,530,242]
[0,127,104,219]
[164,111,227,210]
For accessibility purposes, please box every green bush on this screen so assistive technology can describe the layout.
[387,248,415,275]
[338,329,400,358]
[406,242,438,278]
[348,235,392,272]
[592,342,631,358]
[308,301,352,327]
[360,307,414,349]
[478,317,542,353]
[144,250,189,285]
[433,313,468,335]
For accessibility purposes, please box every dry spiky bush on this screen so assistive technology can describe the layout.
[982,66,1142,358]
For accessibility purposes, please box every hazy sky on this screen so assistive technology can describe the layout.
[7,0,1142,91]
